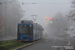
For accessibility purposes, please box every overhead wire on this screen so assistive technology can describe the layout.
[21,2,35,15]
[21,2,38,20]
[20,2,36,20]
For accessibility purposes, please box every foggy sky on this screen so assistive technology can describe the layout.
[18,0,71,26]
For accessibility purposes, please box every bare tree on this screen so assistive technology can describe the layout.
[4,0,24,37]
[67,0,75,21]
[47,12,67,37]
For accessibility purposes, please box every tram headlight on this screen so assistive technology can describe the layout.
[18,36,20,37]
[30,36,32,37]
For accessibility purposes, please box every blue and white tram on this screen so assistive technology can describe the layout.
[17,20,44,41]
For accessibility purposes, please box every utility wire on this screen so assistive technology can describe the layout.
[21,2,35,15]
[21,2,37,21]
[24,5,34,14]
[21,2,38,22]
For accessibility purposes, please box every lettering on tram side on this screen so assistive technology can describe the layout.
[21,35,29,36]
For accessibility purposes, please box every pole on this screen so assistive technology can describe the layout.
[31,15,37,40]
[1,0,12,38]
[66,19,68,40]
[56,19,59,36]
[4,1,6,38]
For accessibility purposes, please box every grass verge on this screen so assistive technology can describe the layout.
[0,39,30,50]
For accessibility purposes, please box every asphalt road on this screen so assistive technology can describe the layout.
[21,38,74,50]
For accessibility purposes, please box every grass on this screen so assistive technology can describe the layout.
[0,39,30,50]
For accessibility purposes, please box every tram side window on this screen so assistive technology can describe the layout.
[33,30,35,34]
[29,25,33,34]
[33,30,36,36]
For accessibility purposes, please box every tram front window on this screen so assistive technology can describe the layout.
[18,25,33,34]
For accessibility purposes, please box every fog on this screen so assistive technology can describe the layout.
[0,0,72,39]
[0,0,24,38]
[19,0,71,39]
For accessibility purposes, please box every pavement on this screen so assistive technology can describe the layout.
[0,37,17,41]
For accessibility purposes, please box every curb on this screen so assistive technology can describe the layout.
[14,39,43,50]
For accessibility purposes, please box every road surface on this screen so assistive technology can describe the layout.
[21,38,75,50]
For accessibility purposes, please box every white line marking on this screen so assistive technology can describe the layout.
[67,41,71,45]
[67,42,71,45]
[60,48,62,50]
[60,46,65,50]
